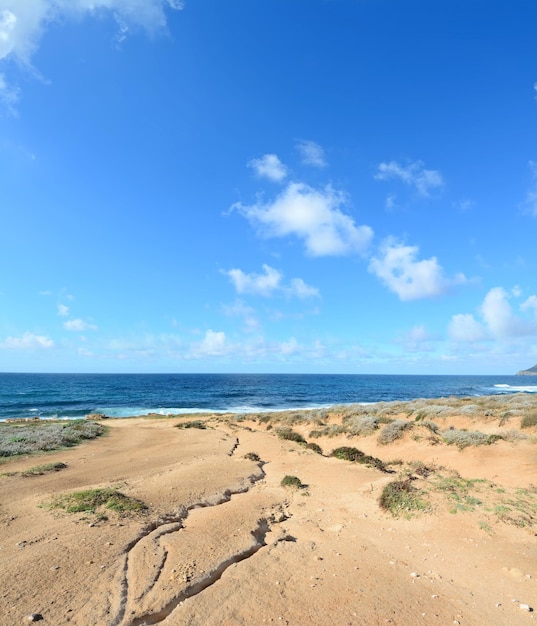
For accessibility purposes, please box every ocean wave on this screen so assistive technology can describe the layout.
[492,384,537,393]
[98,403,337,418]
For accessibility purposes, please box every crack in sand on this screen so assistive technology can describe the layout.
[228,437,239,456]
[112,516,188,626]
[127,518,273,626]
[111,443,267,626]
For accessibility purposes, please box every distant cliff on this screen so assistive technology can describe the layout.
[516,364,537,376]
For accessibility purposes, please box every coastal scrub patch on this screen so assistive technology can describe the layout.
[521,411,537,429]
[377,420,413,445]
[47,487,147,516]
[21,462,68,477]
[308,424,345,438]
[0,420,105,458]
[275,427,306,444]
[379,479,429,517]
[280,475,305,489]
[441,428,501,449]
[433,473,486,513]
[341,414,379,436]
[331,446,386,471]
[243,452,261,462]
[175,420,207,430]
[305,442,323,455]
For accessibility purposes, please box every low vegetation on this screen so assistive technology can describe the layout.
[379,479,429,517]
[331,446,386,471]
[243,452,261,462]
[305,442,323,455]
[280,475,305,489]
[21,462,68,477]
[0,420,105,458]
[441,428,501,449]
[47,487,147,516]
[377,420,413,445]
[175,420,207,429]
[377,464,537,529]
[275,427,306,444]
[521,410,537,429]
[223,394,537,446]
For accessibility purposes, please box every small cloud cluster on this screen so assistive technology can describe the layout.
[233,182,373,257]
[369,241,467,301]
[223,264,319,299]
[0,331,54,350]
[57,302,97,332]
[247,154,288,182]
[449,287,537,342]
[64,318,98,332]
[296,139,326,168]
[234,146,464,303]
[375,159,444,197]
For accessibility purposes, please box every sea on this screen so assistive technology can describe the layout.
[1,373,536,422]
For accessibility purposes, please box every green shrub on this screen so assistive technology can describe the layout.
[305,442,323,455]
[379,479,428,517]
[47,488,147,516]
[331,447,386,471]
[280,475,304,489]
[332,446,366,462]
[243,452,261,462]
[275,427,306,444]
[21,462,67,477]
[175,420,207,430]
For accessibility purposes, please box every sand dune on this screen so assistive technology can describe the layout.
[1,397,536,625]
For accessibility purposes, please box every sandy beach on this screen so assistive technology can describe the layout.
[1,395,537,625]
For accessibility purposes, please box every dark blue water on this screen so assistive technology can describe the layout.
[0,373,535,421]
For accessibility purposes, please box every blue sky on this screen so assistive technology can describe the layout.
[1,0,537,374]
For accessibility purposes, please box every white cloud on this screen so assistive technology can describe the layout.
[385,193,396,210]
[369,241,467,301]
[449,287,537,344]
[247,154,288,182]
[196,329,227,356]
[1,331,54,349]
[221,300,260,332]
[296,139,327,167]
[448,313,486,342]
[224,264,282,296]
[223,264,319,300]
[375,160,444,197]
[0,1,183,106]
[232,182,373,256]
[286,277,320,299]
[279,337,299,355]
[0,69,19,112]
[64,318,97,331]
[406,325,429,343]
[398,325,436,352]
[481,287,537,338]
[521,295,537,314]
[57,303,69,316]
